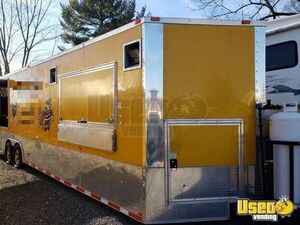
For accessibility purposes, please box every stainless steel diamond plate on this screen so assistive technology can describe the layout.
[170,167,238,201]
[151,201,229,223]
[0,131,145,215]
[246,165,256,198]
[145,167,230,223]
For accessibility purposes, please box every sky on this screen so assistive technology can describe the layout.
[58,0,200,18]
[10,0,200,72]
[136,0,200,18]
[8,0,296,72]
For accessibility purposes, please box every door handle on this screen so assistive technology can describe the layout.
[170,158,177,171]
[169,152,177,171]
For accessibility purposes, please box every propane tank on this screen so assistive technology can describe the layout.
[270,102,300,204]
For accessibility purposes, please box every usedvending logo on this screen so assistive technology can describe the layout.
[237,196,295,221]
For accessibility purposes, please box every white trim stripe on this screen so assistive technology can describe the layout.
[24,160,143,223]
[144,17,265,27]
[101,199,108,205]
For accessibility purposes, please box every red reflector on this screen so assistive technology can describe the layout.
[242,20,251,24]
[91,193,101,201]
[151,16,160,22]
[134,18,141,25]
[64,180,71,186]
[129,211,143,222]
[108,201,121,211]
[76,186,85,193]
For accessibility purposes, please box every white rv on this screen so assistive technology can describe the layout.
[266,14,300,105]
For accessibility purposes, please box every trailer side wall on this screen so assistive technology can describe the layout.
[2,25,145,167]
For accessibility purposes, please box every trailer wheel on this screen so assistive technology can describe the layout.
[13,144,23,168]
[4,141,13,164]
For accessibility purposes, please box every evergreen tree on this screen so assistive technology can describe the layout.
[60,0,144,45]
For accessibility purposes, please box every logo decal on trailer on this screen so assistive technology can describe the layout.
[237,196,295,222]
[11,103,17,118]
[38,96,53,131]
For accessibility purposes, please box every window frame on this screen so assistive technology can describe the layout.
[49,66,57,85]
[266,40,298,72]
[123,39,142,71]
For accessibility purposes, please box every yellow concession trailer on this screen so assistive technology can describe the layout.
[0,17,265,223]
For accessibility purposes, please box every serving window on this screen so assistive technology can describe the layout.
[60,68,114,123]
[123,39,141,71]
[50,67,57,84]
[58,62,117,151]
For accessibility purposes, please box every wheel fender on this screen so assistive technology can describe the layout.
[7,138,25,162]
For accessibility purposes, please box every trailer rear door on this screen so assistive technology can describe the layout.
[165,119,243,203]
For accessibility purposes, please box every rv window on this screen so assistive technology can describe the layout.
[50,67,57,84]
[124,40,141,70]
[266,41,298,71]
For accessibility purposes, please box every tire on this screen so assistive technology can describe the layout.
[13,144,23,168]
[4,141,13,164]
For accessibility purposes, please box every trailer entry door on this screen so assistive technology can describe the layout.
[165,119,244,204]
[0,80,8,127]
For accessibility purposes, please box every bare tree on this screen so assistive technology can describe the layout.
[191,0,300,20]
[0,0,58,75]
[285,0,300,12]
[0,0,22,75]
[15,0,57,68]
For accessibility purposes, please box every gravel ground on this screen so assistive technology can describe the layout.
[0,156,140,225]
[0,155,299,225]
